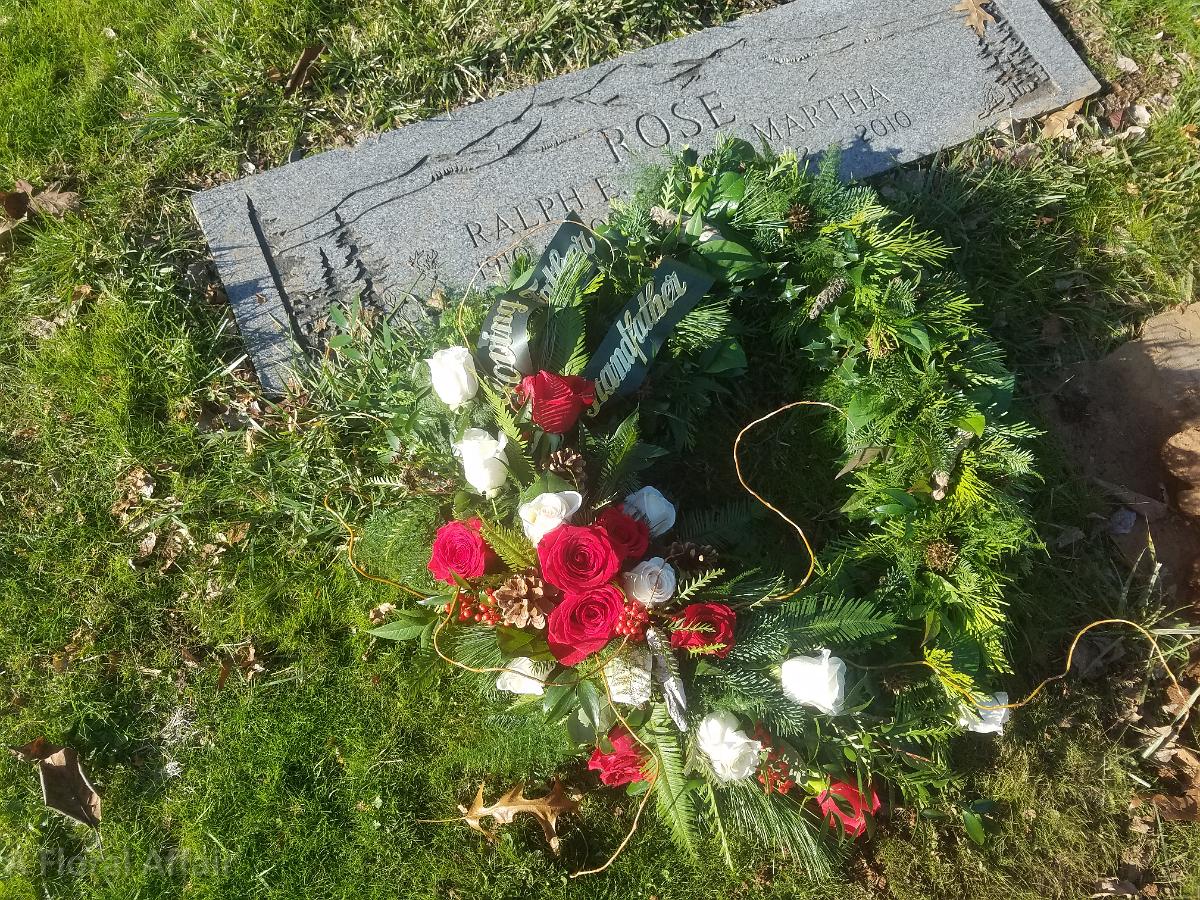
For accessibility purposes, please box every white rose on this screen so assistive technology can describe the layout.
[495,657,551,696]
[425,347,479,409]
[781,648,847,716]
[696,710,763,782]
[623,486,676,538]
[957,691,1011,734]
[454,428,508,497]
[620,558,676,607]
[518,490,583,545]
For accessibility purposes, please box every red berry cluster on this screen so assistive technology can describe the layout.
[614,597,649,640]
[753,724,797,796]
[445,590,502,627]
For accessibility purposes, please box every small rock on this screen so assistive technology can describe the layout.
[1175,487,1200,519]
[1130,104,1152,127]
[1162,427,1200,483]
[1108,507,1138,536]
[1055,526,1086,548]
[1115,55,1140,74]
[102,27,117,39]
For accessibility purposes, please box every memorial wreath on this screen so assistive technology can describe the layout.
[315,139,1039,870]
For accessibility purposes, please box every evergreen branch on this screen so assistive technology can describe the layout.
[674,567,726,604]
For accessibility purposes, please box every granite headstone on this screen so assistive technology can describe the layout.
[191,0,1098,393]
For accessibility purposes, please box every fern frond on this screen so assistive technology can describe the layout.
[479,520,536,571]
[647,705,699,856]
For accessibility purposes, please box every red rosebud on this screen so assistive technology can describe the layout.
[516,371,595,434]
[537,524,620,593]
[427,518,492,585]
[669,602,736,658]
[588,727,649,787]
[816,781,882,838]
[595,505,650,562]
[547,583,624,665]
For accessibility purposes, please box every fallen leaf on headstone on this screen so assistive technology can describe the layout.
[952,0,995,37]
[282,43,325,97]
[1041,99,1085,139]
[9,738,102,826]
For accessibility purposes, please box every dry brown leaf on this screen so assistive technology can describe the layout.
[1150,790,1200,821]
[283,44,325,97]
[1041,99,1085,139]
[222,521,250,545]
[369,603,397,625]
[1,187,30,220]
[952,0,996,37]
[457,779,581,854]
[217,643,267,690]
[10,738,102,826]
[836,446,884,479]
[27,182,81,218]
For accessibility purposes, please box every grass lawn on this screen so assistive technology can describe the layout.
[2,0,1199,898]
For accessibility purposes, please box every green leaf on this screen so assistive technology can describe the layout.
[707,171,745,219]
[962,809,986,846]
[520,471,575,502]
[368,607,437,642]
[845,395,874,433]
[955,411,987,437]
[575,679,604,731]
[699,338,747,375]
[495,626,553,660]
[896,322,931,355]
[692,239,766,281]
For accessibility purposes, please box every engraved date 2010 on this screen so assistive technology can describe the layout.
[854,108,914,144]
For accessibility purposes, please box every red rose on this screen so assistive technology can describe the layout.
[588,727,648,787]
[516,371,595,434]
[547,584,624,665]
[669,603,736,658]
[537,524,620,593]
[427,518,492,585]
[816,781,881,838]
[595,506,650,562]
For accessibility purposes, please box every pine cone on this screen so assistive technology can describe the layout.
[924,540,959,573]
[493,571,558,630]
[664,541,719,571]
[547,448,587,490]
[787,203,811,232]
[808,277,848,320]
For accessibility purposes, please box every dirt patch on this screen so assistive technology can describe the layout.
[1042,303,1200,604]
